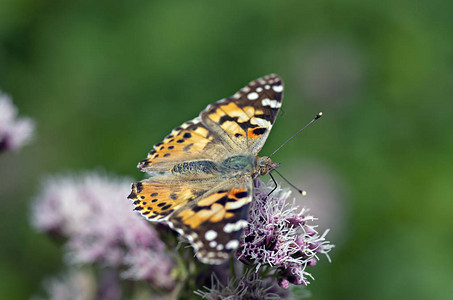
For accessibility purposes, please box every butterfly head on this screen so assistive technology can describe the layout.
[255,156,280,178]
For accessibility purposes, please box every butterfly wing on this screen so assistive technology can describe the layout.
[129,175,213,221]
[170,175,253,264]
[201,74,284,155]
[129,174,253,264]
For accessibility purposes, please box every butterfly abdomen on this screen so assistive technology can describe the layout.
[171,160,219,176]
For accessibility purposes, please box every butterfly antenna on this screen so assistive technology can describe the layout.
[273,169,307,196]
[268,112,323,158]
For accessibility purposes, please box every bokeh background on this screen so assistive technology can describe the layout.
[1,0,452,299]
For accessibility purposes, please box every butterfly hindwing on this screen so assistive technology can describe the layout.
[168,176,253,264]
[128,174,253,264]
[128,176,211,221]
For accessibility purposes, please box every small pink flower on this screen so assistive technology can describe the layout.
[0,90,35,152]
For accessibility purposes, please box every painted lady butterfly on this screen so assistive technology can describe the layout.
[128,74,283,264]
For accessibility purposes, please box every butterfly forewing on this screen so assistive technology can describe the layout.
[201,74,283,155]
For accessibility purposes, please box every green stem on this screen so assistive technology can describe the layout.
[229,256,236,278]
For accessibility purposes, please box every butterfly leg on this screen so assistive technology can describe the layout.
[268,172,278,196]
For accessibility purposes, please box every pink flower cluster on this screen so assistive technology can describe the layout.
[195,270,288,300]
[31,172,175,290]
[238,179,334,287]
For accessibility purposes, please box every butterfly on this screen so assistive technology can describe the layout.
[128,74,283,264]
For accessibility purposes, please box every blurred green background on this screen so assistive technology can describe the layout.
[1,0,452,299]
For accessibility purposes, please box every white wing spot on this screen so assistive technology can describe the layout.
[262,99,281,108]
[247,92,259,100]
[272,85,283,92]
[205,230,218,241]
[265,84,270,89]
[216,244,224,251]
[209,241,217,248]
[223,220,249,233]
[251,117,269,127]
[256,87,263,92]
[225,240,239,250]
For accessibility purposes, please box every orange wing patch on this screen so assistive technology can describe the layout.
[219,102,251,122]
[175,191,231,229]
[225,188,251,210]
[205,102,257,146]
[219,120,246,138]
